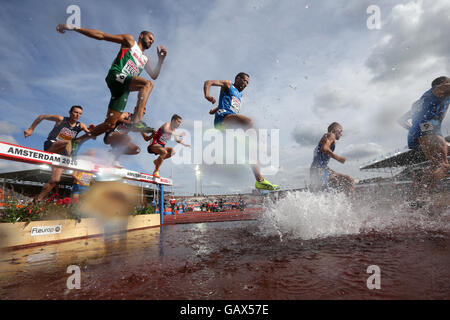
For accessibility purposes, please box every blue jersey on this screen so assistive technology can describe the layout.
[214,84,242,127]
[310,142,335,189]
[311,143,335,169]
[407,88,450,149]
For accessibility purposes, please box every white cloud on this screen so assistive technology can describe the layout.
[341,142,384,160]
[366,0,450,82]
[312,85,364,115]
[0,122,18,135]
[0,135,17,144]
[292,123,324,147]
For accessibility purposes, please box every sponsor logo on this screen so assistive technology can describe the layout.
[230,96,241,113]
[56,127,78,141]
[132,52,146,66]
[31,225,62,236]
[126,171,141,178]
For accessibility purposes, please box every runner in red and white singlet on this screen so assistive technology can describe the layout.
[142,114,190,178]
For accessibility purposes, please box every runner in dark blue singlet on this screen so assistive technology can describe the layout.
[310,122,354,193]
[399,76,450,194]
[24,106,92,201]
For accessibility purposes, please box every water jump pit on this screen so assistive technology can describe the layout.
[1,190,449,302]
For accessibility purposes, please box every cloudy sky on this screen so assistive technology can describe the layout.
[0,0,449,195]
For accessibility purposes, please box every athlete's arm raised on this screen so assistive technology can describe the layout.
[79,122,93,134]
[141,131,155,142]
[209,107,219,115]
[24,115,63,138]
[175,139,190,148]
[432,83,450,98]
[203,80,232,104]
[56,24,134,47]
[144,46,167,80]
[320,133,346,164]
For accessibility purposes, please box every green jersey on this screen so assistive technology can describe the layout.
[108,41,148,77]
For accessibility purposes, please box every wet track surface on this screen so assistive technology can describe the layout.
[1,215,449,299]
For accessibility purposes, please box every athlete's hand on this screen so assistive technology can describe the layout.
[157,46,167,60]
[56,23,77,34]
[337,155,346,164]
[24,128,33,138]
[206,96,216,105]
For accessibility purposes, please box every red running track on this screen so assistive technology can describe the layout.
[163,208,263,225]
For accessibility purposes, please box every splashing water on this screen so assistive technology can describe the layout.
[259,190,450,241]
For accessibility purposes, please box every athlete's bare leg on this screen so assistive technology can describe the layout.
[107,133,141,160]
[419,135,450,191]
[251,163,264,182]
[36,141,73,201]
[149,145,175,174]
[329,170,355,195]
[36,167,64,201]
[88,109,123,137]
[222,114,264,182]
[46,140,71,156]
[222,114,254,130]
[129,76,154,122]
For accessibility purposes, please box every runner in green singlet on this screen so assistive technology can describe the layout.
[56,23,167,137]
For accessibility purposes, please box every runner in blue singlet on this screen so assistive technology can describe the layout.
[203,72,279,191]
[310,122,354,193]
[398,76,450,194]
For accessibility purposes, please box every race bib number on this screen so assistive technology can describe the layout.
[230,96,241,113]
[160,132,171,144]
[56,127,77,141]
[122,59,139,76]
[419,121,434,133]
[115,73,127,84]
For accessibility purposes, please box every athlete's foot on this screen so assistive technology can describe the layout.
[112,160,123,168]
[152,160,161,177]
[255,178,280,191]
[128,121,154,133]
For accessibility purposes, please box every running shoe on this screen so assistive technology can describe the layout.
[153,171,160,178]
[255,179,280,191]
[128,121,154,133]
